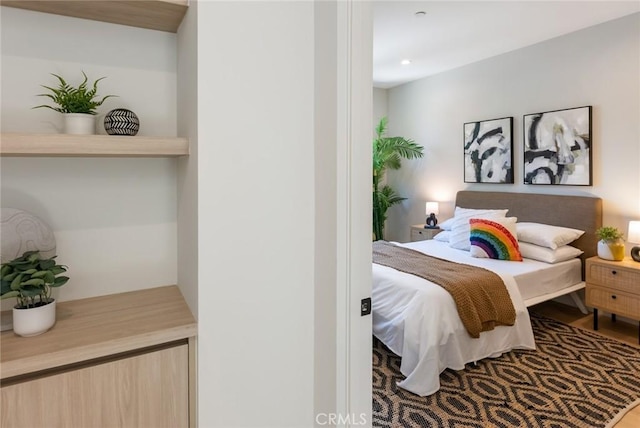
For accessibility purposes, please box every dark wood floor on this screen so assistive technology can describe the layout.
[530,301,640,428]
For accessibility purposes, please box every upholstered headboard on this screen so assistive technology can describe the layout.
[455,191,603,279]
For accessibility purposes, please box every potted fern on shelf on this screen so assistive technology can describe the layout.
[33,71,116,135]
[595,226,625,261]
[1,251,69,337]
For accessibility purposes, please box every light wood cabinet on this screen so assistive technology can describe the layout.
[2,344,188,428]
[585,256,640,343]
[1,286,196,428]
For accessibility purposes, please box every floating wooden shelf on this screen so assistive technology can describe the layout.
[0,133,189,157]
[0,0,188,33]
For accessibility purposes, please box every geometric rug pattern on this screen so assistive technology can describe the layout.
[373,313,640,427]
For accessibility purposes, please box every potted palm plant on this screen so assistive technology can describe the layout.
[34,71,116,135]
[372,117,424,241]
[596,226,625,261]
[1,251,69,337]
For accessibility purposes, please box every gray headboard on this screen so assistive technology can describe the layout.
[455,191,603,279]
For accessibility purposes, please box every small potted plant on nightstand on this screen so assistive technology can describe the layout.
[33,71,116,135]
[1,251,69,337]
[596,226,625,261]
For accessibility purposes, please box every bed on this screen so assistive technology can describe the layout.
[372,191,602,397]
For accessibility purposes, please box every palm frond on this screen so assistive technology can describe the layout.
[379,137,424,160]
[372,116,424,241]
[384,153,402,170]
[380,185,405,206]
[375,116,388,138]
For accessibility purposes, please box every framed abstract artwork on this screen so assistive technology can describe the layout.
[463,116,513,183]
[523,106,592,185]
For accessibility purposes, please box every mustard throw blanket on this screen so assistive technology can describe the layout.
[372,241,516,338]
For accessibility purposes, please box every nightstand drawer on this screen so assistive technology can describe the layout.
[588,263,640,293]
[586,286,640,320]
[411,229,428,241]
[410,226,441,242]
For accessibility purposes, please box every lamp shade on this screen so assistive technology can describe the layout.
[426,202,439,215]
[628,221,640,244]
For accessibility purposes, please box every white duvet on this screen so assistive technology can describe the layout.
[372,240,536,396]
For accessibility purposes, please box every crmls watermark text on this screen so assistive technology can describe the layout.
[315,413,367,426]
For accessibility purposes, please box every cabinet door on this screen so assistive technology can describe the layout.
[1,344,189,428]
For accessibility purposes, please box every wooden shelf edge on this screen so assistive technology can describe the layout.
[1,0,189,33]
[0,133,189,157]
[1,324,197,380]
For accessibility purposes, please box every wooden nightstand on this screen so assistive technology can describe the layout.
[410,225,441,242]
[585,256,640,343]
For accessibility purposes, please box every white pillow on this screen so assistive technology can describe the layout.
[454,206,509,219]
[439,218,455,231]
[519,242,584,263]
[433,230,451,242]
[516,222,585,250]
[449,210,511,251]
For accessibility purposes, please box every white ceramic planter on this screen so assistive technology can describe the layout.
[597,239,625,261]
[63,113,96,135]
[12,299,56,337]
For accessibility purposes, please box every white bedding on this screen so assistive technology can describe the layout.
[372,239,549,396]
[516,258,582,301]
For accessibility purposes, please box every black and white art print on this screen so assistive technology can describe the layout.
[523,106,592,186]
[463,117,513,183]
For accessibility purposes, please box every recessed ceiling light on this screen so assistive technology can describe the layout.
[415,11,426,17]
[401,59,411,66]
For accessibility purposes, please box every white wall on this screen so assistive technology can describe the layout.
[0,7,178,306]
[314,1,338,421]
[196,2,315,426]
[385,13,640,244]
[373,87,388,128]
[193,2,373,426]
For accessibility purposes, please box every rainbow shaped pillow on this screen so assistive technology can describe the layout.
[469,217,522,261]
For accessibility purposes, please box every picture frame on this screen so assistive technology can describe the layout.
[523,105,592,186]
[463,116,513,183]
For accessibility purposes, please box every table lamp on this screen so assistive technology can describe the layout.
[425,202,439,229]
[628,221,640,262]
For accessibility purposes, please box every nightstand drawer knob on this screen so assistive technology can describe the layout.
[611,295,617,299]
[612,271,617,275]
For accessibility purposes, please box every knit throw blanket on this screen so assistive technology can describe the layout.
[372,241,516,338]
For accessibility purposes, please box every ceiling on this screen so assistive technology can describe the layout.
[373,1,640,89]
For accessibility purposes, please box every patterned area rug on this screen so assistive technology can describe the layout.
[373,313,640,427]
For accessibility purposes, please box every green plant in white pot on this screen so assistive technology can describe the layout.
[1,251,69,337]
[595,226,625,261]
[33,71,116,135]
